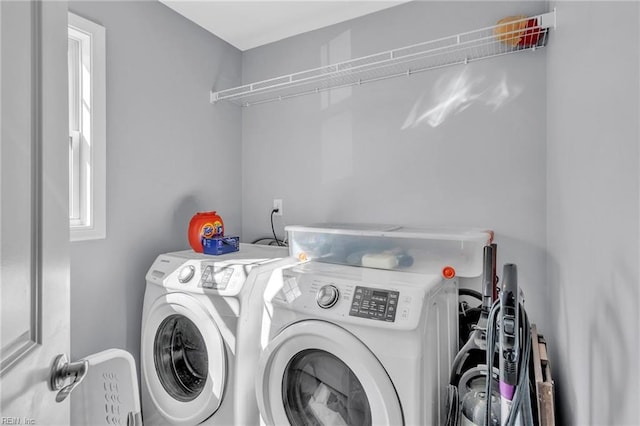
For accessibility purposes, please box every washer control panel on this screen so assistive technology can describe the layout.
[273,262,443,330]
[149,257,262,295]
[146,247,291,297]
[349,286,399,322]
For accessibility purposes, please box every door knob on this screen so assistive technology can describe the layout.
[49,353,89,402]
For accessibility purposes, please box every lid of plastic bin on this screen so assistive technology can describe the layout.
[71,349,142,426]
[286,223,400,233]
[285,223,491,241]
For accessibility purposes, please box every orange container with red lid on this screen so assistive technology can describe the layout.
[188,211,224,253]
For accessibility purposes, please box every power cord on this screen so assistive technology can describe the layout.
[251,237,282,246]
[271,208,284,246]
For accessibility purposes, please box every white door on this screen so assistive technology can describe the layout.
[256,320,404,426]
[1,0,71,424]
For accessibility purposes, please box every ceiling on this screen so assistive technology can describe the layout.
[159,1,411,51]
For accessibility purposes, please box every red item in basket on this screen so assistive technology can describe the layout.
[519,18,542,47]
[495,16,543,48]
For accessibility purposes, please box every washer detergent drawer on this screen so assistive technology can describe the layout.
[70,349,142,426]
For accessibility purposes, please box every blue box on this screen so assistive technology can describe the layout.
[202,236,240,255]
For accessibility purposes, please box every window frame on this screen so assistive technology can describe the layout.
[68,12,106,241]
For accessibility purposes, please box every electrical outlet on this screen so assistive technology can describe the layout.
[273,199,283,216]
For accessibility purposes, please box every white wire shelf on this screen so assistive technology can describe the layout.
[211,10,556,107]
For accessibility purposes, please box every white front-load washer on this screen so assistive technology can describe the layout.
[141,243,294,426]
[256,261,458,426]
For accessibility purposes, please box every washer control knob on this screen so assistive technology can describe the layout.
[178,265,195,283]
[316,285,340,309]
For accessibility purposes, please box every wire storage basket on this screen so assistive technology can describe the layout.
[211,11,555,107]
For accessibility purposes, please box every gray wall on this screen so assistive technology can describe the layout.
[68,0,242,369]
[547,2,640,425]
[241,1,550,327]
[66,2,640,424]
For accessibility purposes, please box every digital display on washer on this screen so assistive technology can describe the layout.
[349,286,399,322]
[199,264,234,290]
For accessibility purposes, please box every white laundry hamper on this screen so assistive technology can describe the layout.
[70,349,142,426]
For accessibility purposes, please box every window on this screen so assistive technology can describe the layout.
[68,12,106,241]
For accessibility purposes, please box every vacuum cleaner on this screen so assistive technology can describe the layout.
[446,245,535,426]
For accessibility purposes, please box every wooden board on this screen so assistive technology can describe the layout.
[531,324,556,426]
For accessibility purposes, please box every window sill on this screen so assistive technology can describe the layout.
[70,225,106,242]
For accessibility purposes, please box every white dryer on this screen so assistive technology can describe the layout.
[141,244,294,426]
[255,261,459,426]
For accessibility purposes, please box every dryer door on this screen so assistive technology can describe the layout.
[256,320,403,426]
[142,293,226,425]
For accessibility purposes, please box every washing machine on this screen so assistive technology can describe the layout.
[255,260,459,426]
[140,243,295,426]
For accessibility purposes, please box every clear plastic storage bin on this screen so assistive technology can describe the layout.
[286,223,493,277]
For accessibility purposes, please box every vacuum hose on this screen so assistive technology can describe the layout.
[485,266,533,426]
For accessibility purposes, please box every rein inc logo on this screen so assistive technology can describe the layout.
[1,418,35,425]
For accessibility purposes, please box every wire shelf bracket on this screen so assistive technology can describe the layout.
[210,10,556,107]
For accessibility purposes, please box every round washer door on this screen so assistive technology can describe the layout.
[256,320,403,426]
[142,293,226,425]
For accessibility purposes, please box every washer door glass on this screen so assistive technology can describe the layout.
[282,349,372,426]
[154,314,208,402]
